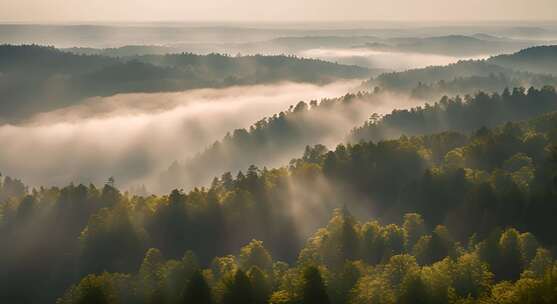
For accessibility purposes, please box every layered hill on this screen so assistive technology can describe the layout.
[364,45,557,99]
[0,45,371,121]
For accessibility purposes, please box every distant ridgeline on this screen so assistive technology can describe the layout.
[1,106,557,303]
[0,44,370,121]
[363,45,557,100]
[64,34,538,58]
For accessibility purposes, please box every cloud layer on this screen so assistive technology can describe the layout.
[0,81,362,190]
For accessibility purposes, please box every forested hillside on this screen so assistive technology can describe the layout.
[3,4,557,304]
[159,91,391,192]
[361,34,537,57]
[1,96,557,303]
[0,45,370,121]
[363,45,557,100]
[489,45,557,75]
[351,86,557,142]
[63,34,542,59]
[161,86,557,192]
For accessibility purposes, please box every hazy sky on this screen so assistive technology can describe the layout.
[1,0,556,23]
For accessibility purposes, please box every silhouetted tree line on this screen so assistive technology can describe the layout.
[2,104,557,303]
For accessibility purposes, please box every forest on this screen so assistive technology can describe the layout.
[1,86,557,303]
[0,45,370,121]
[363,46,557,100]
[2,16,557,304]
[161,85,557,192]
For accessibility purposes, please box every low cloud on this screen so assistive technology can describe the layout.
[0,81,362,190]
[300,48,488,70]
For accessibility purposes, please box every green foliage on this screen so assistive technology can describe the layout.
[0,45,370,120]
[403,213,427,251]
[248,267,272,304]
[160,91,382,192]
[239,240,273,272]
[183,270,213,304]
[488,264,557,304]
[222,270,254,304]
[2,92,557,303]
[57,273,133,304]
[301,266,330,304]
[51,211,556,304]
[351,86,557,143]
[138,248,165,303]
[365,46,557,100]
[498,229,525,281]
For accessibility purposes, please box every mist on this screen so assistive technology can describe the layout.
[299,48,489,71]
[0,80,428,194]
[158,89,426,193]
[0,81,361,190]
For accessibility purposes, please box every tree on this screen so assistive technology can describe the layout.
[360,221,384,265]
[519,232,539,266]
[62,275,113,304]
[527,248,553,277]
[79,206,145,275]
[330,262,361,304]
[301,266,330,304]
[350,275,395,304]
[248,266,271,304]
[57,273,132,304]
[429,225,455,263]
[183,270,212,304]
[339,206,359,262]
[382,255,419,290]
[412,235,433,265]
[399,270,428,304]
[222,270,253,304]
[498,228,524,281]
[382,224,405,260]
[403,213,426,251]
[139,248,165,304]
[239,240,273,272]
[452,253,493,299]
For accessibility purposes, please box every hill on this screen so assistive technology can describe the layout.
[0,45,371,121]
[351,86,557,143]
[159,91,396,192]
[488,45,557,75]
[2,106,557,303]
[363,45,557,99]
[365,34,537,57]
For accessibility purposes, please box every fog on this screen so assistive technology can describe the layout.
[0,80,428,194]
[159,89,425,193]
[299,48,489,70]
[0,81,361,190]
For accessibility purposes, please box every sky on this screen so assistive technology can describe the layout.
[1,0,557,23]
